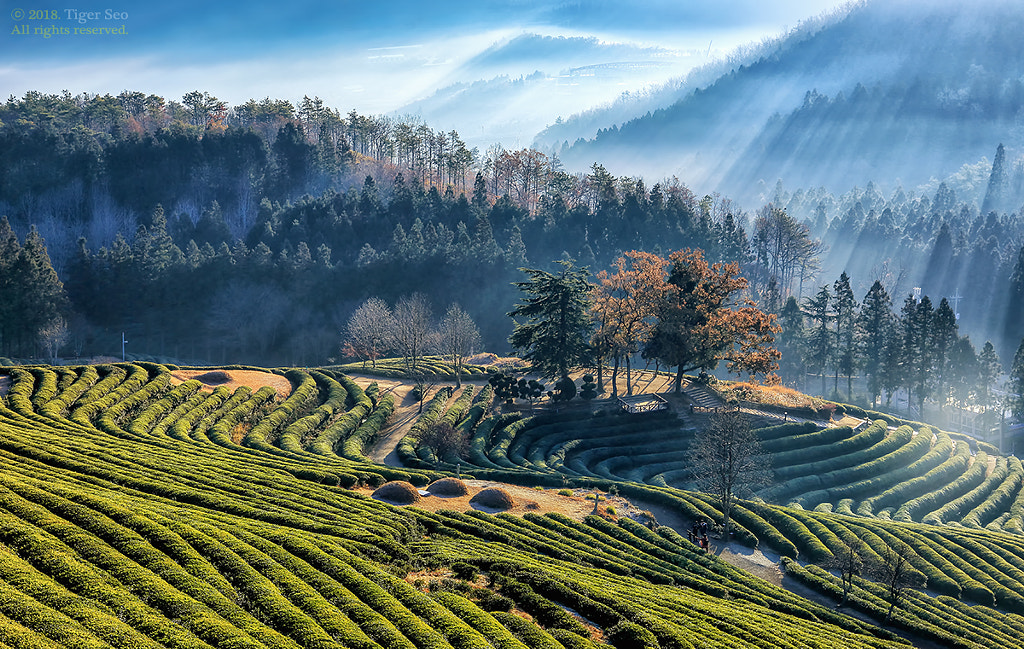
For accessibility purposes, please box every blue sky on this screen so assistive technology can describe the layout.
[2,1,851,114]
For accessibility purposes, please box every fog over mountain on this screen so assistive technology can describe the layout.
[554,0,1024,208]
[392,34,702,150]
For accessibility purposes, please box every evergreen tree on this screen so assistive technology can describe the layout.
[1008,338,1024,424]
[776,296,806,387]
[1005,244,1024,349]
[858,280,895,408]
[833,271,858,397]
[0,217,23,355]
[803,286,834,396]
[508,259,593,380]
[981,143,1008,215]
[931,298,959,409]
[978,341,1003,416]
[4,227,69,356]
[902,295,934,416]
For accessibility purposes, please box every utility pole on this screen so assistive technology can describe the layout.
[121,332,127,362]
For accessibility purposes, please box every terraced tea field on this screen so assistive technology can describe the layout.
[1,361,1024,647]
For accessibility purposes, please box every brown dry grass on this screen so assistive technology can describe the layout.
[170,369,292,399]
[357,481,637,522]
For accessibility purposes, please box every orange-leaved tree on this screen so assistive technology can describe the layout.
[643,248,780,392]
[590,251,668,396]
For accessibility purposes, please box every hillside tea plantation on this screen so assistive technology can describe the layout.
[2,362,1024,647]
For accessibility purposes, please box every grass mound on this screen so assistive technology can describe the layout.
[470,487,516,511]
[194,370,232,385]
[427,477,469,496]
[372,481,421,505]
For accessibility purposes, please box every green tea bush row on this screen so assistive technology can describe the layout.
[95,370,172,437]
[396,387,453,466]
[206,386,277,448]
[27,368,57,408]
[341,394,396,461]
[126,379,202,436]
[855,431,961,516]
[37,365,98,418]
[490,611,565,649]
[242,369,318,448]
[436,386,476,430]
[783,426,937,509]
[278,534,452,649]
[962,456,1024,529]
[2,480,299,649]
[63,364,125,413]
[2,368,35,415]
[0,486,239,649]
[178,386,251,443]
[760,423,853,455]
[792,429,948,511]
[278,372,349,453]
[432,592,529,649]
[769,421,893,482]
[203,524,387,649]
[894,448,989,522]
[764,424,916,502]
[70,364,150,424]
[309,376,373,456]
[165,386,231,441]
[922,454,1005,525]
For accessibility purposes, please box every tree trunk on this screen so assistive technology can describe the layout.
[611,356,620,397]
[675,365,685,393]
[625,355,632,396]
[596,356,605,393]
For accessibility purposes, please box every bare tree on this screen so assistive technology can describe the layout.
[824,540,866,606]
[38,316,69,364]
[752,205,824,298]
[435,303,481,388]
[419,421,467,462]
[869,543,925,623]
[391,293,433,371]
[343,297,394,368]
[687,408,770,539]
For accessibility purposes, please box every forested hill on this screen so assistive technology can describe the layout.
[557,0,1024,206]
[0,91,750,365]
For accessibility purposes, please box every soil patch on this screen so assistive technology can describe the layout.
[170,369,292,398]
[0,374,10,397]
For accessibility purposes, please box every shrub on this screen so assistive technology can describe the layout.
[372,481,421,505]
[470,488,516,511]
[427,478,469,497]
[605,621,658,648]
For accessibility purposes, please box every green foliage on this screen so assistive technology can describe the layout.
[508,260,593,379]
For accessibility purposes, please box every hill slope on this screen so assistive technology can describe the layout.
[2,361,1024,647]
[558,0,1024,206]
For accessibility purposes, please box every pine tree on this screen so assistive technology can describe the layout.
[931,298,959,410]
[1008,338,1024,424]
[803,286,834,396]
[858,280,895,408]
[981,143,1008,215]
[508,259,593,380]
[7,227,69,356]
[0,217,23,355]
[776,296,806,387]
[833,271,858,397]
[902,295,934,416]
